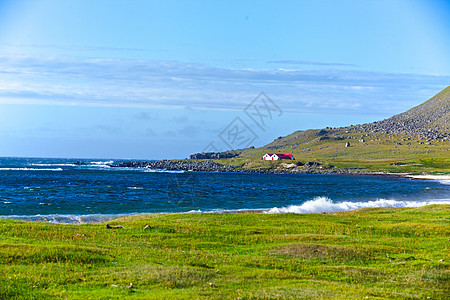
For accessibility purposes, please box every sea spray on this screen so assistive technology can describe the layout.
[0,167,63,171]
[5,214,124,224]
[265,196,450,214]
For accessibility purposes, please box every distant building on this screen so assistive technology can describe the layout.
[262,153,295,160]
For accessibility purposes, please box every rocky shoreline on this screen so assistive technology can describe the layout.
[112,159,400,176]
[113,159,237,172]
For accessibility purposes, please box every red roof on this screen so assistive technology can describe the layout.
[265,153,293,158]
[275,154,293,158]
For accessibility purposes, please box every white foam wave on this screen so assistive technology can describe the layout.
[438,180,450,185]
[85,165,111,168]
[73,160,114,169]
[265,196,450,214]
[144,169,185,174]
[0,168,63,171]
[127,186,143,190]
[3,214,125,224]
[90,160,114,165]
[31,163,75,167]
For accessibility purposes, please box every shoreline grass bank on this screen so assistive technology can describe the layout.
[1,205,449,299]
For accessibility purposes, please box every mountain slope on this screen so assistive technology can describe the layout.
[223,86,450,174]
[263,86,449,151]
[359,86,450,139]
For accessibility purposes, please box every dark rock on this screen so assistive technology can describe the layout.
[190,150,240,160]
[317,136,330,141]
[113,159,237,172]
[305,161,321,167]
[389,162,406,166]
[316,129,328,136]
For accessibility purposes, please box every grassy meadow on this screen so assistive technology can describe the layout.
[1,205,449,299]
[221,129,450,174]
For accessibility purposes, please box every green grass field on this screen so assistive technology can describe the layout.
[1,205,449,299]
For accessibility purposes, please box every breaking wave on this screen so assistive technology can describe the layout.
[143,169,185,174]
[90,160,114,165]
[0,167,63,171]
[89,160,114,167]
[31,163,76,167]
[4,214,126,224]
[265,196,450,214]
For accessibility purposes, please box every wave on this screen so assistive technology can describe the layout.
[3,214,126,224]
[2,196,448,224]
[30,161,114,169]
[83,165,111,169]
[438,180,450,185]
[90,160,114,165]
[144,169,185,174]
[265,196,450,214]
[90,166,184,173]
[0,167,63,171]
[31,163,76,167]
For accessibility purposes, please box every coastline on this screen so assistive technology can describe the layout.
[404,174,450,180]
[112,159,449,178]
[5,198,449,224]
[1,158,447,225]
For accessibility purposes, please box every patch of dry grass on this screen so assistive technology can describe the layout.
[274,243,367,261]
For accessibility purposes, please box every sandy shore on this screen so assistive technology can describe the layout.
[405,174,450,180]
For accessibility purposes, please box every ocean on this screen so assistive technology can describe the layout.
[0,157,448,224]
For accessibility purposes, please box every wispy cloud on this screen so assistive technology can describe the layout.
[0,43,153,53]
[267,60,358,67]
[0,55,448,115]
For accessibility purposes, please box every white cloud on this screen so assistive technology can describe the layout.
[0,55,448,115]
[267,60,358,67]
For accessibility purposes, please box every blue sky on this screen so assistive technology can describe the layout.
[0,0,449,159]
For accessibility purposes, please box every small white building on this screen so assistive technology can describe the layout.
[262,153,295,160]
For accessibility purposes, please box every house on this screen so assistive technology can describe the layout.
[262,153,295,160]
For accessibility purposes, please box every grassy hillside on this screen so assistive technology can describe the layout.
[223,129,450,174]
[218,87,450,174]
[1,206,449,299]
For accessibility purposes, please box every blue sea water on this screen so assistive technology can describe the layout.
[0,157,448,224]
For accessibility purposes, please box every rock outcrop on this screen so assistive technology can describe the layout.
[189,150,240,160]
[358,86,450,139]
[113,159,237,172]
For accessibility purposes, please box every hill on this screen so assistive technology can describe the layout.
[360,86,450,139]
[216,86,450,174]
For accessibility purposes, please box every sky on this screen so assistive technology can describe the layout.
[0,0,449,159]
